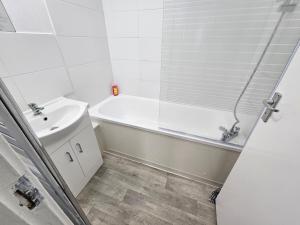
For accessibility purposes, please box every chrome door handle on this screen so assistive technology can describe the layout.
[76,143,83,153]
[66,152,74,162]
[263,99,279,112]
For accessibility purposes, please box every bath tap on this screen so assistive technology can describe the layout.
[219,125,240,143]
[28,103,44,116]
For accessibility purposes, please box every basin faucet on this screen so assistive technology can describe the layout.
[219,125,240,143]
[28,103,44,116]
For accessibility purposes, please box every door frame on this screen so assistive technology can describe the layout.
[0,79,91,225]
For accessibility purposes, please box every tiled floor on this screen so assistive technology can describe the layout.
[77,153,219,225]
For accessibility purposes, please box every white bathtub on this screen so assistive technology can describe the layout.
[89,95,256,151]
[89,95,244,184]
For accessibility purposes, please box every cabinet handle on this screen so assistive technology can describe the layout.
[76,143,83,153]
[66,152,74,162]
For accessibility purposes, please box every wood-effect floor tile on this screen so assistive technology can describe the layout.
[102,154,168,189]
[87,207,126,225]
[123,189,207,225]
[78,153,218,225]
[166,173,219,206]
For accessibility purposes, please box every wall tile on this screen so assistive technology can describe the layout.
[115,77,140,96]
[110,0,139,11]
[68,61,113,106]
[0,0,113,110]
[47,0,106,37]
[2,78,28,111]
[13,67,73,105]
[0,33,64,75]
[57,36,110,66]
[107,11,139,37]
[0,60,8,77]
[109,38,139,60]
[139,38,162,61]
[139,0,163,9]
[139,9,162,37]
[103,0,163,99]
[140,61,161,82]
[111,60,140,81]
[101,0,112,12]
[60,0,101,10]
[1,0,53,33]
[139,80,160,99]
[0,2,15,32]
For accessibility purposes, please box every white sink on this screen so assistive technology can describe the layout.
[24,97,88,139]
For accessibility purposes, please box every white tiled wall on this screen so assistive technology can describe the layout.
[0,32,72,111]
[102,0,163,99]
[0,33,64,75]
[47,0,107,37]
[0,60,7,76]
[0,0,113,111]
[1,0,53,33]
[46,0,113,106]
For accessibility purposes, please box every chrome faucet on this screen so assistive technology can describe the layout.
[219,125,240,143]
[28,103,44,116]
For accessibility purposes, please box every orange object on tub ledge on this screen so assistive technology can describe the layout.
[112,84,119,96]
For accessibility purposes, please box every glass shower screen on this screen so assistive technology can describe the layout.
[159,0,300,146]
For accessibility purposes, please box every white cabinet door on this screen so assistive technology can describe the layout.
[70,126,103,177]
[51,143,85,196]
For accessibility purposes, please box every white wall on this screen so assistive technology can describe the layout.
[102,0,163,98]
[0,0,113,111]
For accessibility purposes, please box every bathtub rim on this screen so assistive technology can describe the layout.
[89,95,243,152]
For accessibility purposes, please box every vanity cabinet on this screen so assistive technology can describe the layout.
[51,143,85,196]
[70,126,101,176]
[45,113,103,197]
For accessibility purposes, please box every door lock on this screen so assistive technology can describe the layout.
[261,92,282,123]
[14,175,43,210]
